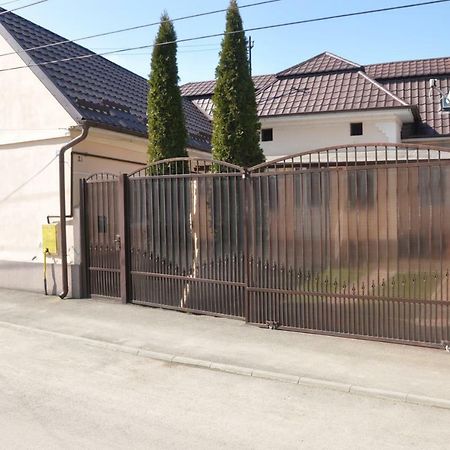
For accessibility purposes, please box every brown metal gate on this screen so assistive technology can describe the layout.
[81,173,121,298]
[81,145,450,347]
[126,158,246,318]
[247,144,450,346]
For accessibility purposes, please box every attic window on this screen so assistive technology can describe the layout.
[261,128,273,142]
[350,122,363,136]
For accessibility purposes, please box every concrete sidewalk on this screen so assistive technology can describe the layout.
[1,288,449,405]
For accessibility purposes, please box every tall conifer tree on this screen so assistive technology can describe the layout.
[212,0,264,167]
[148,12,187,162]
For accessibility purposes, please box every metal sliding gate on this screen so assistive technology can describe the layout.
[247,144,450,346]
[81,144,450,347]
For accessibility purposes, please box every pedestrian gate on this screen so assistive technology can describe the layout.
[81,144,450,347]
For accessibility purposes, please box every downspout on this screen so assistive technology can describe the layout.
[59,123,90,299]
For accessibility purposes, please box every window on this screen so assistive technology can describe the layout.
[261,128,273,142]
[350,122,363,136]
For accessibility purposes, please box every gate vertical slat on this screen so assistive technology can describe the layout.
[118,174,130,303]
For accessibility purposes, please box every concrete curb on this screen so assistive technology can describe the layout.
[1,319,449,411]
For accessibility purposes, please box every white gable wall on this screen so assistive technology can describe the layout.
[0,33,77,145]
[0,32,77,293]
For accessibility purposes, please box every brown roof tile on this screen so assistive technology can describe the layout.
[277,52,362,77]
[366,57,450,79]
[366,56,450,136]
[381,78,450,136]
[256,71,407,117]
[181,74,276,97]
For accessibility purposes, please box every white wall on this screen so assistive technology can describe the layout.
[0,34,76,145]
[259,110,412,160]
[0,137,69,263]
[0,31,77,294]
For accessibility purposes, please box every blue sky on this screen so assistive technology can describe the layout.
[7,0,450,84]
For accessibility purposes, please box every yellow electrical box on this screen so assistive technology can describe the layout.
[42,224,58,255]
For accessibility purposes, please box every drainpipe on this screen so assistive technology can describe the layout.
[59,124,90,299]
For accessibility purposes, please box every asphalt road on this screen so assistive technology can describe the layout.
[0,326,449,450]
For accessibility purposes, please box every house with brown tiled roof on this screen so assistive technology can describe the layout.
[181,52,450,159]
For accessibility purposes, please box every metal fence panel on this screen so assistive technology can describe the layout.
[247,144,450,345]
[127,158,246,318]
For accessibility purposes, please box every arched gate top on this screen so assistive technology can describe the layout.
[249,142,450,174]
[85,173,118,182]
[129,157,245,178]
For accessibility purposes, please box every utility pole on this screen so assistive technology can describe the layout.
[247,35,254,75]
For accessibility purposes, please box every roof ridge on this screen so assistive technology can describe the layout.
[276,52,362,78]
[366,55,450,68]
[183,97,212,121]
[322,51,361,69]
[275,51,326,77]
[181,73,274,87]
[357,71,409,106]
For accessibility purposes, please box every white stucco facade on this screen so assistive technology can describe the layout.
[259,109,414,160]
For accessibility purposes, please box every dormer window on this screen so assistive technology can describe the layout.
[350,122,363,136]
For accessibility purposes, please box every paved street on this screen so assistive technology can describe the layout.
[1,289,450,402]
[1,325,450,450]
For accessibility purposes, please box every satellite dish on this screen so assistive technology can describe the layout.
[442,94,450,112]
[429,78,450,111]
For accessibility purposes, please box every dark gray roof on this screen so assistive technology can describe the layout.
[0,7,212,151]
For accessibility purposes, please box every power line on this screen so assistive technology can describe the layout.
[0,0,48,16]
[107,47,221,57]
[0,0,280,58]
[0,0,27,7]
[0,0,449,73]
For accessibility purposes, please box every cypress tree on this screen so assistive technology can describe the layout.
[148,12,187,163]
[212,0,264,167]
